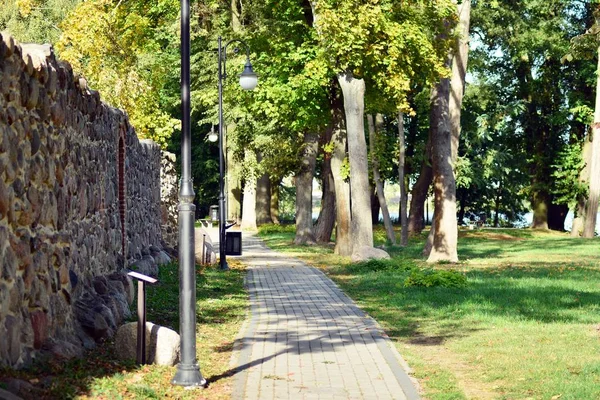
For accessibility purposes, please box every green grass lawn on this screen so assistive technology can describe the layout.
[258,225,600,400]
[0,261,248,399]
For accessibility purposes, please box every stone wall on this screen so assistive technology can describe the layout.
[160,152,178,249]
[0,32,175,369]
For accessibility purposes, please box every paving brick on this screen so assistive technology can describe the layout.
[231,233,418,400]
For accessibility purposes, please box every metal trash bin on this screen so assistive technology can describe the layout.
[225,231,242,256]
[210,205,219,223]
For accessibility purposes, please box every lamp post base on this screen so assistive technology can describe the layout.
[219,258,230,271]
[172,363,207,387]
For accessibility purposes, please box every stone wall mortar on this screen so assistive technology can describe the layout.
[0,33,176,369]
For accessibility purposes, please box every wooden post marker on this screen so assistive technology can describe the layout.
[127,271,158,364]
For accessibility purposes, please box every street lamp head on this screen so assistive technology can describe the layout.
[239,59,258,90]
[208,125,218,142]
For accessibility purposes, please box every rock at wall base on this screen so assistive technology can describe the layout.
[114,322,180,366]
[129,255,158,277]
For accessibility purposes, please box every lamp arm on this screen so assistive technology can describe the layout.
[221,38,251,79]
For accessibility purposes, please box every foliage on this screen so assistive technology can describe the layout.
[346,258,467,288]
[551,142,589,210]
[455,81,529,224]
[0,0,80,44]
[346,258,415,273]
[277,182,297,222]
[403,268,467,288]
[469,0,594,228]
[314,0,456,111]
[56,0,180,148]
[258,223,296,235]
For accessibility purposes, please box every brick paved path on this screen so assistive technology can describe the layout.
[230,233,420,400]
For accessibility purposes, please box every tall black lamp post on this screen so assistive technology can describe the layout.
[172,0,205,388]
[211,36,258,271]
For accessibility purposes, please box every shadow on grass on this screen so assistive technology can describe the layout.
[334,265,600,347]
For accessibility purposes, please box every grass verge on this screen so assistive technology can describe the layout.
[0,261,248,399]
[258,224,600,400]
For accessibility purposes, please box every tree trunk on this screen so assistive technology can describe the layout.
[271,177,281,225]
[450,0,471,165]
[548,203,568,231]
[338,72,373,251]
[408,136,432,234]
[572,139,592,236]
[531,190,549,229]
[294,132,319,245]
[255,152,272,225]
[494,187,500,227]
[330,86,352,256]
[231,0,242,32]
[368,114,396,245]
[315,152,336,243]
[226,126,242,225]
[398,111,409,246]
[241,149,258,231]
[370,186,380,225]
[426,76,459,263]
[584,46,600,238]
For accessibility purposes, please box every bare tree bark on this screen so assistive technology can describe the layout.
[330,87,352,256]
[270,177,281,225]
[370,186,380,225]
[368,114,396,245]
[398,111,409,246]
[241,149,258,231]
[226,125,242,225]
[450,0,471,165]
[338,72,373,251]
[255,152,272,225]
[231,0,242,32]
[571,139,592,236]
[408,136,432,234]
[426,76,459,263]
[315,147,336,243]
[583,45,600,238]
[295,132,319,245]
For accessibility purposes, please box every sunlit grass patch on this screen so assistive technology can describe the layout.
[258,226,600,399]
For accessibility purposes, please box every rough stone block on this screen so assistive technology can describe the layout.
[45,338,83,360]
[29,310,48,349]
[351,246,391,263]
[114,322,180,366]
[129,255,158,277]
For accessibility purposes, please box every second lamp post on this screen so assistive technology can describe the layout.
[212,36,257,271]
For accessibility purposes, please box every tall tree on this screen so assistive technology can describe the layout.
[450,0,471,165]
[241,149,258,230]
[314,125,336,243]
[398,111,409,246]
[427,77,459,263]
[338,73,374,251]
[315,0,454,254]
[294,132,319,244]
[584,46,600,237]
[368,114,396,245]
[471,0,592,230]
[255,152,273,225]
[329,95,353,255]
